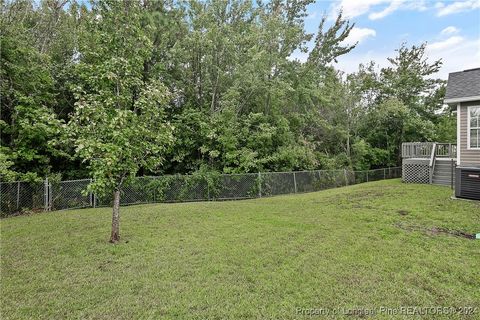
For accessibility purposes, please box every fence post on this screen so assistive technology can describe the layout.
[258,172,262,198]
[16,181,20,211]
[293,172,297,193]
[44,178,49,211]
[49,180,53,211]
[366,170,369,182]
[89,179,93,207]
[383,168,386,180]
[344,169,348,186]
[207,182,210,201]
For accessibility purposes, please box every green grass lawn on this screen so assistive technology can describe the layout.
[1,179,479,319]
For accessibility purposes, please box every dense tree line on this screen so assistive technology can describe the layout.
[1,0,454,183]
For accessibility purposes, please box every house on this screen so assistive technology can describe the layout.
[445,68,480,200]
[400,68,479,200]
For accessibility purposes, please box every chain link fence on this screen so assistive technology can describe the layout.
[1,167,401,216]
[0,181,46,215]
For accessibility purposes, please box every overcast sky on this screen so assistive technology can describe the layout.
[295,0,480,79]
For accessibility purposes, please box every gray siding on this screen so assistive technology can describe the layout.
[459,101,480,167]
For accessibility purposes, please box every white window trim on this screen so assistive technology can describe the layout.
[467,105,480,150]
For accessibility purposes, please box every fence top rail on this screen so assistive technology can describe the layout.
[0,166,403,185]
[50,178,92,183]
[0,180,44,185]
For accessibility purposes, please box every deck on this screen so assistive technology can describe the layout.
[402,142,456,186]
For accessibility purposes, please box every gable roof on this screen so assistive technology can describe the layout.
[444,68,480,104]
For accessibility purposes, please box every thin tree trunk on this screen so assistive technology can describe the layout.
[110,190,121,243]
[211,72,219,114]
[346,133,350,159]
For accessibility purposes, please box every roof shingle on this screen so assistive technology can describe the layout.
[445,68,480,102]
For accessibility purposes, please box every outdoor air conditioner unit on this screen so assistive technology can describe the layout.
[455,167,480,200]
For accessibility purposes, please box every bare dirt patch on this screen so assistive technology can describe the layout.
[346,190,386,200]
[395,222,475,240]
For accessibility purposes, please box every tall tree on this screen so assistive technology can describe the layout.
[0,0,72,180]
[379,43,444,118]
[355,43,443,166]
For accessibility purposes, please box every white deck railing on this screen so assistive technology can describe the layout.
[402,142,456,159]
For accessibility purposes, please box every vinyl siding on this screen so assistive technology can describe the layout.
[459,101,480,167]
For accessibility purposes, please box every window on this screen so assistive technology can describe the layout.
[469,106,480,149]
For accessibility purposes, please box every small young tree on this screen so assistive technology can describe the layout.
[69,81,173,243]
[68,0,174,243]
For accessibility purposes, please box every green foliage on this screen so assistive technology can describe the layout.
[190,167,222,199]
[434,110,457,142]
[352,44,445,168]
[0,149,17,182]
[0,2,69,179]
[1,0,451,181]
[144,176,176,203]
[69,80,174,195]
[308,11,355,66]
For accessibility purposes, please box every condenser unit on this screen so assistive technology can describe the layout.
[455,167,480,200]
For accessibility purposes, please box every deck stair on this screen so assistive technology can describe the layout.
[432,158,456,186]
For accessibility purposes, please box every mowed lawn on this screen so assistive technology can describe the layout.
[1,179,479,319]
